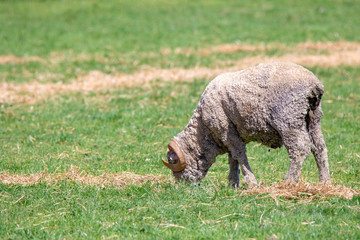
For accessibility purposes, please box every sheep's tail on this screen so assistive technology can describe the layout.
[306,84,324,143]
[306,84,324,134]
[306,84,330,183]
[308,84,324,111]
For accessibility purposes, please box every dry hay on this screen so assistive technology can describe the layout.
[238,50,360,68]
[0,67,226,104]
[0,166,168,188]
[1,168,358,200]
[0,55,43,64]
[1,41,359,65]
[242,181,360,200]
[1,41,360,103]
[161,41,360,56]
[46,51,112,64]
[0,52,108,65]
[1,50,360,104]
[160,43,268,56]
[295,41,360,52]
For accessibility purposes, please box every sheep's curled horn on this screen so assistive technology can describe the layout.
[162,139,186,172]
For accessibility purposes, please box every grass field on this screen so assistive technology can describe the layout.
[1,0,359,239]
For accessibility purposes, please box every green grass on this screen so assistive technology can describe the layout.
[1,0,360,239]
[1,0,359,84]
[1,0,360,56]
[1,67,359,239]
[1,183,359,239]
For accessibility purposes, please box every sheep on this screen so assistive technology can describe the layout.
[162,62,330,187]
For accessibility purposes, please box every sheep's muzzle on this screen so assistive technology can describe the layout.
[162,139,186,172]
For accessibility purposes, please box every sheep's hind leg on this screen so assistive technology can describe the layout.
[283,129,312,182]
[309,107,331,183]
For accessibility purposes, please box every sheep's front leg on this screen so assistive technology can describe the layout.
[229,147,258,188]
[228,153,239,187]
[238,152,258,188]
[216,120,258,188]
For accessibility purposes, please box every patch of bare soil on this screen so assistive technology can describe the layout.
[0,167,168,188]
[242,181,359,200]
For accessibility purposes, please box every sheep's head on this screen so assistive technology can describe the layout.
[162,139,210,183]
[162,139,186,172]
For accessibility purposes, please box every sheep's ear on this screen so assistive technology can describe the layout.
[162,139,186,172]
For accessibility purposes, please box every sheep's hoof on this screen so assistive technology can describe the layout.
[319,180,332,186]
[246,181,259,189]
[229,182,239,188]
[319,175,331,185]
[243,175,258,188]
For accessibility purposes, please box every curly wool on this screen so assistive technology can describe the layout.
[166,62,330,187]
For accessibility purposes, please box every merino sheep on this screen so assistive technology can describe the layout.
[162,62,330,187]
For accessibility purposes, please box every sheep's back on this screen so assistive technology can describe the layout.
[198,62,323,148]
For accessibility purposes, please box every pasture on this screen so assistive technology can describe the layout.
[0,0,359,239]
